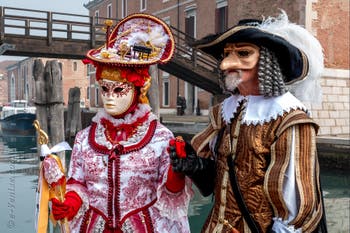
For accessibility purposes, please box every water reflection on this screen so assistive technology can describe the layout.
[0,136,348,233]
[0,136,38,233]
[1,135,37,154]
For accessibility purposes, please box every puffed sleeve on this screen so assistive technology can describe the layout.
[265,122,324,232]
[152,123,194,220]
[65,129,90,224]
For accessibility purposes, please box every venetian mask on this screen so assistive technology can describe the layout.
[220,43,260,93]
[100,79,136,116]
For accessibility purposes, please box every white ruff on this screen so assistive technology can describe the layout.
[91,104,157,149]
[221,92,308,125]
[92,104,155,126]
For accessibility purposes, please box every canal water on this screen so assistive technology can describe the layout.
[0,135,349,233]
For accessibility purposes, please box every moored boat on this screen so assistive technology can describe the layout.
[0,100,36,136]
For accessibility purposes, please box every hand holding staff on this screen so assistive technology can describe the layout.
[34,120,71,233]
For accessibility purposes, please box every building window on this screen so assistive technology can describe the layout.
[162,72,169,107]
[25,83,29,100]
[87,87,90,99]
[87,64,96,74]
[215,0,228,33]
[185,5,197,43]
[95,87,99,107]
[95,10,99,24]
[140,0,147,11]
[122,0,127,18]
[10,73,15,101]
[73,61,78,71]
[107,4,112,18]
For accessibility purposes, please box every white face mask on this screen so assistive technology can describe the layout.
[100,79,136,116]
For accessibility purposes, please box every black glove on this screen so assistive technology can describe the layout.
[169,142,206,176]
[169,140,216,196]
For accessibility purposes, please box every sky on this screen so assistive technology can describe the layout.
[0,0,89,15]
[0,0,89,61]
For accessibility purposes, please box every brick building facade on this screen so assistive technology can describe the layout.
[2,58,89,108]
[83,0,349,137]
[5,58,36,105]
[0,60,16,106]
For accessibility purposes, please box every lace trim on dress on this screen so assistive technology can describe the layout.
[154,171,193,221]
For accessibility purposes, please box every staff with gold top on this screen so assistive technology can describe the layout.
[34,120,72,233]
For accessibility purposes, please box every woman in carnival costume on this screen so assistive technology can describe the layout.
[45,13,193,233]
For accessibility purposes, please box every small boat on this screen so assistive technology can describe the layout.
[0,100,36,136]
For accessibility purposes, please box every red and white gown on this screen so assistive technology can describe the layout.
[44,104,193,233]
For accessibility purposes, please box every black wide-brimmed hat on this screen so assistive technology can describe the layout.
[194,19,309,84]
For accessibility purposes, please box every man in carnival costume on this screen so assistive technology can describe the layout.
[170,11,327,233]
[45,13,193,233]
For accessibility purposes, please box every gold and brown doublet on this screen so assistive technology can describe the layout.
[192,99,323,233]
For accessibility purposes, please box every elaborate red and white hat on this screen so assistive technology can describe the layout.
[86,13,174,69]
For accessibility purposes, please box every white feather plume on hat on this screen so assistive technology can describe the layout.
[258,11,324,104]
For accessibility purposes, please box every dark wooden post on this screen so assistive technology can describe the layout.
[33,59,48,134]
[67,24,72,40]
[90,16,96,48]
[33,59,65,233]
[25,19,30,36]
[47,12,52,46]
[65,87,82,145]
[33,59,66,167]
[148,65,160,118]
[0,7,4,41]
[45,60,65,155]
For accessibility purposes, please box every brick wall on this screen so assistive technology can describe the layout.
[59,59,89,107]
[313,0,349,69]
[0,79,8,105]
[84,0,349,137]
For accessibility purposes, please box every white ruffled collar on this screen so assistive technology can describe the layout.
[221,92,308,125]
[91,104,157,150]
[92,104,156,126]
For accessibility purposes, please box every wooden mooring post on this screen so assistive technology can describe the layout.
[33,59,66,168]
[148,65,160,118]
[65,87,82,145]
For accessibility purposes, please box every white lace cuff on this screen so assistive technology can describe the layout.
[153,168,193,220]
[272,217,302,233]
